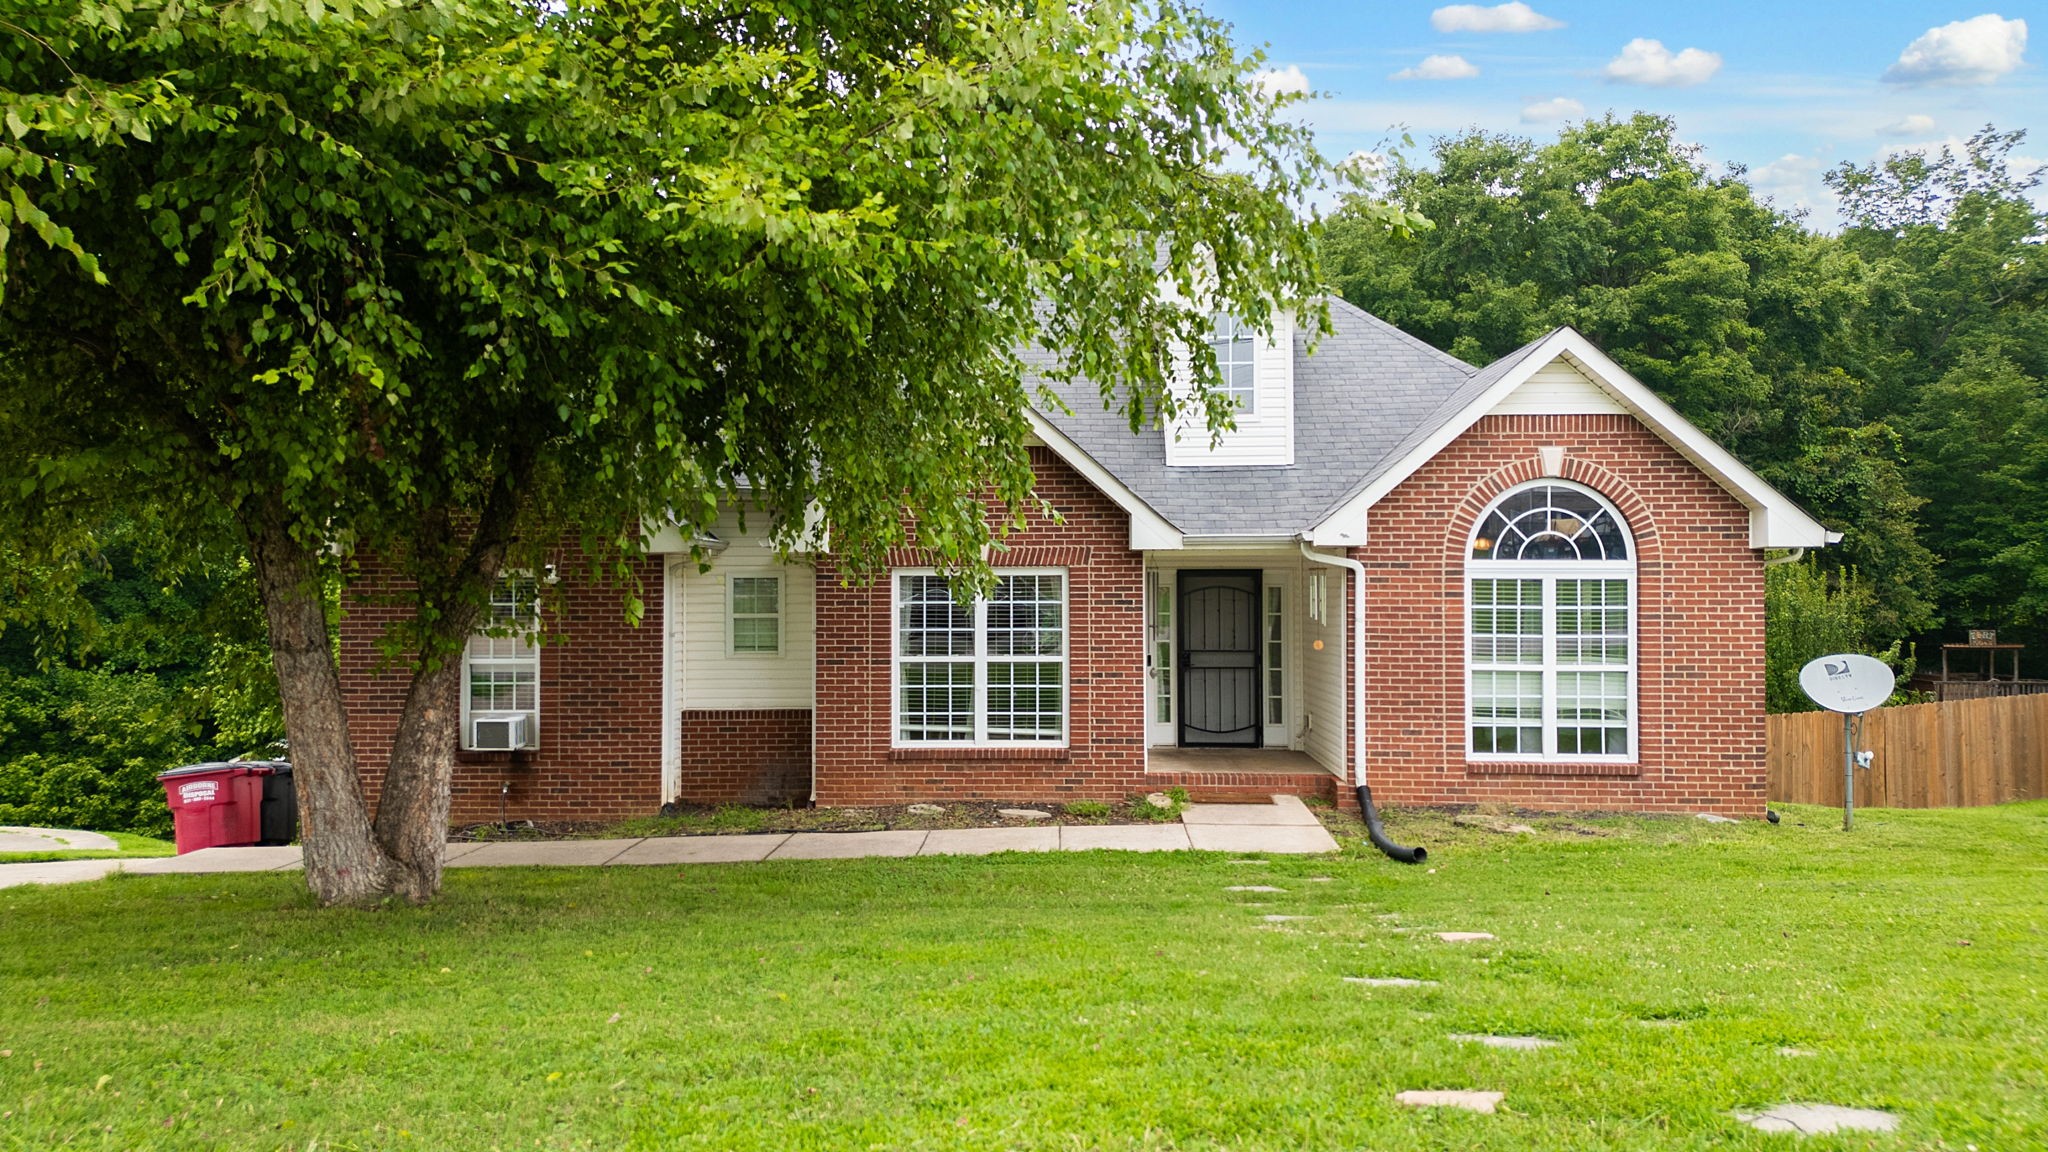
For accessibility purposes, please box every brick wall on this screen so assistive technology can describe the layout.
[339,554,669,825]
[1356,413,1768,816]
[677,709,811,806]
[811,447,1150,804]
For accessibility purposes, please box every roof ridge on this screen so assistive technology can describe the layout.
[1320,295,1479,377]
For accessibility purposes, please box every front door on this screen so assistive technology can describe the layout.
[1179,570,1261,747]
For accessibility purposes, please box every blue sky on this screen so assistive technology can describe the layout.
[1202,2,2042,227]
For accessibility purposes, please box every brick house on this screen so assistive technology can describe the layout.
[340,304,1834,823]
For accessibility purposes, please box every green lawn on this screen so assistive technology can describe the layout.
[3,803,2044,1150]
[0,830,175,865]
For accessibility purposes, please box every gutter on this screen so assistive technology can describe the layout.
[1297,540,1426,863]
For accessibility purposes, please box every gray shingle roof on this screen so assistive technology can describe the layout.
[1032,298,1500,538]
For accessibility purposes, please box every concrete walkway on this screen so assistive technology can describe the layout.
[0,796,1337,890]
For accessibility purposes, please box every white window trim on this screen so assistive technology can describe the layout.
[892,567,1069,749]
[461,575,542,751]
[1264,579,1288,733]
[1147,568,1175,736]
[1208,313,1257,415]
[1464,481,1638,765]
[726,573,783,657]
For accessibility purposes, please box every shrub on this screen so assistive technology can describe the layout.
[1126,787,1190,822]
[1765,560,1912,713]
[1063,799,1113,821]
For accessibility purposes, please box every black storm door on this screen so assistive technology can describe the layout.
[1178,571,1261,747]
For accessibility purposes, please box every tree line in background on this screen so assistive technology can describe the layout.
[1323,115,2045,712]
[0,523,283,835]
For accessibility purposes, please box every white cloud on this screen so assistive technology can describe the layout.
[1604,38,1723,87]
[1430,3,1564,34]
[1255,65,1311,97]
[1748,153,1832,218]
[1520,96,1585,124]
[1878,114,1937,137]
[1883,15,2027,86]
[1392,54,1481,81]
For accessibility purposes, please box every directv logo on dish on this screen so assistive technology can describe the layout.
[1798,653,1895,714]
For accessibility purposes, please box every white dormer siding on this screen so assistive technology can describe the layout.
[1164,311,1296,467]
[1489,357,1627,416]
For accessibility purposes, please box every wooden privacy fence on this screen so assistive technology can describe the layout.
[1767,693,2048,808]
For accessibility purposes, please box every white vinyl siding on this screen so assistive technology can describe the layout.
[1489,358,1629,416]
[895,570,1067,747]
[1164,311,1295,467]
[462,576,540,749]
[675,509,815,709]
[1302,569,1344,772]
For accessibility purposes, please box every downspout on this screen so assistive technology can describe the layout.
[1298,541,1427,863]
[1761,547,1807,568]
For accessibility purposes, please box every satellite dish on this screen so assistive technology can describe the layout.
[1798,653,1895,714]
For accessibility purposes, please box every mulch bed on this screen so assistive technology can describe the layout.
[453,797,1185,842]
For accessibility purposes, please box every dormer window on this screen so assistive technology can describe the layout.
[1208,313,1257,414]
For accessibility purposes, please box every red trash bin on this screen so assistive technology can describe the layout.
[158,763,271,854]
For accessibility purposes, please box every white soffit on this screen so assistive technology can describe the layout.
[1310,328,1838,550]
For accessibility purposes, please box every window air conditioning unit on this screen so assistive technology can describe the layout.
[471,715,532,751]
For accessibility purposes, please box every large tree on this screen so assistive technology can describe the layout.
[1321,113,1939,645]
[1828,130,2048,664]
[0,0,1338,903]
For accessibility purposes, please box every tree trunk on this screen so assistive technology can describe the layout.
[374,656,467,902]
[244,502,399,906]
[371,481,523,902]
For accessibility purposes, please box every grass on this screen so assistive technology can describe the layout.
[0,830,175,865]
[3,802,2045,1149]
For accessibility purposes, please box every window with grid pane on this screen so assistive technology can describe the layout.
[463,575,540,749]
[1208,313,1257,414]
[729,575,781,654]
[1264,585,1285,726]
[896,570,1066,746]
[1466,481,1635,762]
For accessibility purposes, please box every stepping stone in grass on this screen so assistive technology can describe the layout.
[1226,885,1286,893]
[1734,1104,1898,1136]
[1695,813,1739,824]
[1343,977,1437,987]
[1450,1033,1558,1051]
[998,808,1052,820]
[1227,859,1270,865]
[907,803,945,815]
[1303,876,1334,882]
[1435,931,1495,943]
[1396,1090,1502,1114]
[1263,914,1312,922]
[1777,1047,1817,1058]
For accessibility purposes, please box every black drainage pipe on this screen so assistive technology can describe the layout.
[1357,785,1426,864]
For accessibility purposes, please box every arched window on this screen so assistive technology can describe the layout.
[1466,481,1635,761]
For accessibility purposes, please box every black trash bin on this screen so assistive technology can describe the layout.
[254,761,296,846]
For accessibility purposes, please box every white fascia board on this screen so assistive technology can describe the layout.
[1179,534,1304,550]
[1026,410,1184,551]
[642,500,829,555]
[1308,328,1836,550]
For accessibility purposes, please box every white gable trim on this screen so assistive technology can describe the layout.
[1309,328,1839,549]
[1027,410,1185,550]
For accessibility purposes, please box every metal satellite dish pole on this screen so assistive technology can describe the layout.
[1797,654,1896,831]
